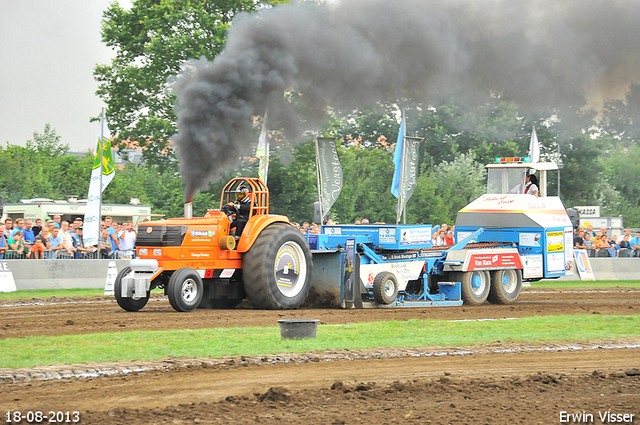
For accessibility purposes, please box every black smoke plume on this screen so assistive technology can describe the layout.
[172,0,640,202]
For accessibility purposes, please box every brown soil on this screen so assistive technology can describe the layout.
[1,287,639,424]
[0,287,637,339]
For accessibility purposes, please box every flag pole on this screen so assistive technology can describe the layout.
[396,109,406,225]
[257,109,269,185]
[97,108,105,256]
[84,108,115,251]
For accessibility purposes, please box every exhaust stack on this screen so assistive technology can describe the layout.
[184,202,193,219]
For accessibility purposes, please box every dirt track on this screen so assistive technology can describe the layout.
[1,287,638,339]
[1,287,639,424]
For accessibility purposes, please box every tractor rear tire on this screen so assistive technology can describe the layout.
[488,269,522,304]
[372,272,399,304]
[167,268,204,312]
[114,266,150,312]
[242,224,313,309]
[453,270,490,305]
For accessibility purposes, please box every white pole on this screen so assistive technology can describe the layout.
[98,108,105,257]
[397,109,406,225]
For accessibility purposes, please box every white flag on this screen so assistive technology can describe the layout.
[395,137,422,224]
[83,111,116,247]
[256,110,269,184]
[315,137,342,219]
[529,126,540,163]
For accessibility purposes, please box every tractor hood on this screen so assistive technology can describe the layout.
[456,194,572,229]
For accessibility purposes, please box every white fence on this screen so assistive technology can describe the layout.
[1,259,131,291]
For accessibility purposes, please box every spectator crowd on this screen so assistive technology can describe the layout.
[2,214,639,260]
[291,217,640,258]
[573,226,640,258]
[0,215,138,260]
[290,218,458,247]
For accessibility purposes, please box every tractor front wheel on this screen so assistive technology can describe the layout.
[114,266,150,312]
[167,268,204,312]
[242,224,313,309]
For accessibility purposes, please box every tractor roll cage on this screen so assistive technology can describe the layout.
[220,178,269,216]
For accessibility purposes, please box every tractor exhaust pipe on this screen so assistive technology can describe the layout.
[184,202,193,219]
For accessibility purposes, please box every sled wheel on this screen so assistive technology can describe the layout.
[167,268,203,312]
[373,272,399,304]
[114,266,150,312]
[488,269,522,304]
[457,270,490,305]
[242,224,313,309]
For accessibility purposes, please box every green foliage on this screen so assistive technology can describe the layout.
[429,153,486,224]
[0,124,197,215]
[334,145,397,224]
[327,106,400,149]
[90,2,640,227]
[600,84,640,146]
[557,132,610,206]
[602,144,640,225]
[0,126,88,202]
[95,0,284,170]
[7,93,640,227]
[409,99,523,166]
[25,123,69,157]
[267,142,319,223]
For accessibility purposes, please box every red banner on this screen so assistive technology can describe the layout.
[466,252,522,271]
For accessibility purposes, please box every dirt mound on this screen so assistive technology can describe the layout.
[0,287,638,424]
[257,386,291,402]
[78,370,640,424]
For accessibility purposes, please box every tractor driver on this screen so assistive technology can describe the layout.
[227,186,252,236]
[510,171,539,197]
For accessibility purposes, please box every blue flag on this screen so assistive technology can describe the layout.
[390,117,404,198]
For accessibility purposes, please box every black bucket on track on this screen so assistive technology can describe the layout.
[278,319,319,340]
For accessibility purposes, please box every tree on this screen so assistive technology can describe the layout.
[600,84,640,146]
[555,132,610,208]
[601,143,640,225]
[410,98,532,168]
[325,105,400,149]
[333,144,397,224]
[265,141,318,223]
[95,0,285,170]
[431,153,486,224]
[25,123,69,157]
[0,125,82,203]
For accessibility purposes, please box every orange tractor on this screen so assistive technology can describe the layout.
[115,178,313,312]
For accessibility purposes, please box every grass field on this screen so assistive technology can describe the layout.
[0,287,163,301]
[1,282,638,369]
[530,280,640,289]
[0,315,638,369]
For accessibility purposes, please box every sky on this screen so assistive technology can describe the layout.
[0,0,130,152]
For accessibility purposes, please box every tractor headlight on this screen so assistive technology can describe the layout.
[139,248,148,256]
[153,249,162,256]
